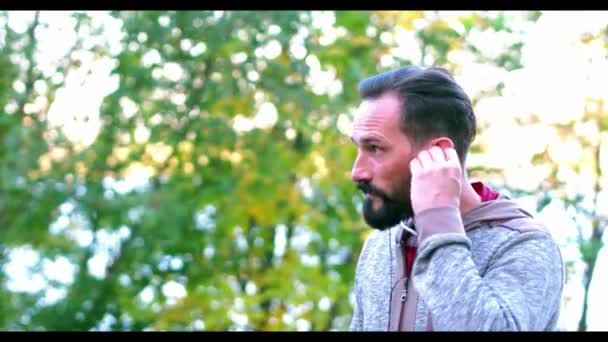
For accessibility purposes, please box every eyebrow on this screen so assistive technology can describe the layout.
[350,136,383,146]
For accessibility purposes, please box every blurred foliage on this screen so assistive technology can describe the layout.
[0,10,605,331]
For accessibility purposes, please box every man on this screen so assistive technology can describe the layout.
[348,66,564,331]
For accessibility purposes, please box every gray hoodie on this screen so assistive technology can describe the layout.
[349,190,564,331]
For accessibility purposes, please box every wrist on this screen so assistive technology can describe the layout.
[414,206,465,244]
[414,198,460,216]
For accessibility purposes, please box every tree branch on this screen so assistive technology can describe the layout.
[15,11,40,118]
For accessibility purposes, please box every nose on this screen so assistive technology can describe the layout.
[351,152,372,183]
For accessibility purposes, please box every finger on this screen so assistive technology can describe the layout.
[445,148,460,165]
[416,150,433,168]
[428,146,447,162]
[409,157,422,175]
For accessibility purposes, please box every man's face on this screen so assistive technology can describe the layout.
[350,92,417,230]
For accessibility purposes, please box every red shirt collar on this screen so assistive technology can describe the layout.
[471,181,499,202]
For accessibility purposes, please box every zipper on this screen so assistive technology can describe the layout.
[397,276,408,330]
[396,236,410,331]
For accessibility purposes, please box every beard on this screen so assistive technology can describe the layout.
[357,178,413,231]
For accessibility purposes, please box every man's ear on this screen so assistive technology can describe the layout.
[428,137,454,150]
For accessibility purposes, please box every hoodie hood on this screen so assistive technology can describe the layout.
[462,194,551,235]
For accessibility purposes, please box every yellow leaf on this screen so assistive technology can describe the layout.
[395,11,426,31]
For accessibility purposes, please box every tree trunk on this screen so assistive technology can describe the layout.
[577,139,605,331]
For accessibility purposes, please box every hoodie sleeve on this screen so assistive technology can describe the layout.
[349,235,371,331]
[349,259,364,331]
[412,206,564,331]
[349,286,363,331]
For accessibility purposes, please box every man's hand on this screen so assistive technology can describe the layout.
[410,146,462,216]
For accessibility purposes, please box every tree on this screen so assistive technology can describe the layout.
[1,10,546,331]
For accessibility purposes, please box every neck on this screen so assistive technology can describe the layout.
[460,175,482,217]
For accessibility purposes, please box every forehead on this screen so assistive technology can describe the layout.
[352,92,403,140]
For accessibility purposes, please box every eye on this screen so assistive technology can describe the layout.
[370,144,383,155]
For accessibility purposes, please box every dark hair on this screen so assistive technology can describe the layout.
[358,66,476,164]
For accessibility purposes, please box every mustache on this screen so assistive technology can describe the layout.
[357,181,388,200]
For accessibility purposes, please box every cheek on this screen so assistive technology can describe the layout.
[388,155,412,178]
[377,156,410,188]
[401,157,413,179]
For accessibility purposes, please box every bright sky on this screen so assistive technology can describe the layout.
[2,10,608,331]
